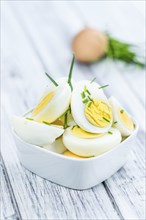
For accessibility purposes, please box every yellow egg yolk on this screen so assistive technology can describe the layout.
[71,126,103,138]
[84,99,112,127]
[32,91,55,116]
[63,150,87,158]
[118,108,134,130]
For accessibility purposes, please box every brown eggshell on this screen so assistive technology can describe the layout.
[72,28,108,63]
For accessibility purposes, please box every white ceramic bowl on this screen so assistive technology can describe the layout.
[12,116,138,190]
[13,121,138,190]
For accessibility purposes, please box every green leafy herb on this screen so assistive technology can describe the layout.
[81,85,93,104]
[64,112,68,129]
[88,96,93,101]
[86,89,91,95]
[108,131,113,135]
[90,77,96,84]
[43,121,50,125]
[114,121,118,124]
[81,91,86,99]
[71,125,76,130]
[120,109,124,114]
[68,54,75,91]
[106,35,145,68]
[26,117,34,120]
[99,84,109,89]
[68,105,71,114]
[84,85,87,92]
[103,117,110,123]
[83,98,89,104]
[88,101,92,108]
[45,72,58,87]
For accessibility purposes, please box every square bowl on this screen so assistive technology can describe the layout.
[12,113,138,190]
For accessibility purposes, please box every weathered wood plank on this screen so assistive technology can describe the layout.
[1,159,21,220]
[1,162,16,220]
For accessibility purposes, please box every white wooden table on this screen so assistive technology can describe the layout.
[1,1,145,219]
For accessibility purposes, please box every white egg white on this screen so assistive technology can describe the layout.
[12,116,64,146]
[37,77,76,103]
[63,127,121,157]
[43,136,67,154]
[71,80,113,133]
[32,82,71,123]
[109,96,134,137]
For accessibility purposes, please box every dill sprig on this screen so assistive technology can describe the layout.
[68,54,75,91]
[45,72,58,87]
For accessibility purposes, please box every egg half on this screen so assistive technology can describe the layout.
[43,136,67,154]
[37,77,76,104]
[63,126,121,157]
[12,116,64,146]
[31,82,71,123]
[71,80,113,133]
[109,96,135,137]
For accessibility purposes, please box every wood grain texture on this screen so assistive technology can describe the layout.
[1,1,145,219]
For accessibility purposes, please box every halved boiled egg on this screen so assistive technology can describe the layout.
[71,80,113,133]
[12,116,64,146]
[109,96,135,137]
[37,77,76,104]
[63,126,121,157]
[31,82,71,123]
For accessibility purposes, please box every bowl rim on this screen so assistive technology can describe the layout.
[12,111,139,162]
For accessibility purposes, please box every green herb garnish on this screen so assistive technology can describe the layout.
[83,98,89,104]
[120,109,124,114]
[108,131,113,135]
[84,85,87,92]
[103,117,110,123]
[64,112,68,129]
[88,101,92,108]
[68,54,75,91]
[81,85,93,104]
[99,84,109,89]
[88,96,93,101]
[71,125,76,130]
[106,35,145,68]
[26,117,34,120]
[114,121,118,124]
[90,77,96,84]
[43,121,50,125]
[45,72,58,87]
[81,91,86,99]
[86,89,91,95]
